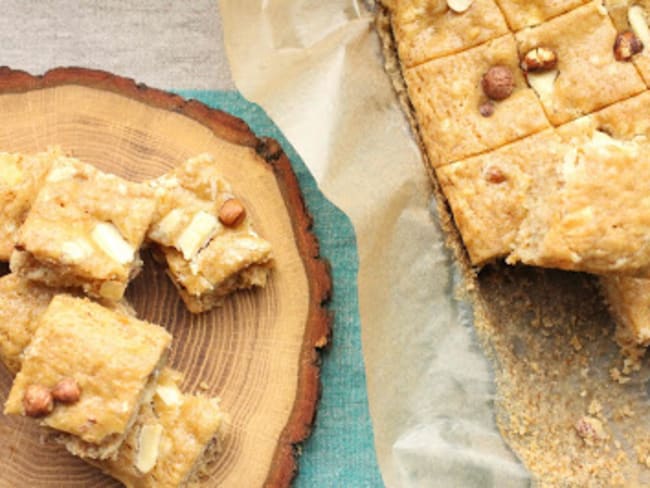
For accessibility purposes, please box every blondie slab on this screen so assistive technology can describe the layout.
[95,369,227,487]
[383,0,508,68]
[515,2,645,125]
[0,147,61,261]
[404,34,550,167]
[148,154,273,313]
[10,156,156,301]
[4,295,171,460]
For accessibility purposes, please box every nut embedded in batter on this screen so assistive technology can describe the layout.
[479,101,495,117]
[481,66,515,101]
[218,198,247,227]
[614,31,644,61]
[521,47,558,72]
[484,166,507,184]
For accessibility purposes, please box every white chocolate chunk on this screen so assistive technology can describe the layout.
[447,0,472,13]
[629,6,650,47]
[149,208,186,245]
[135,423,164,474]
[61,239,93,264]
[0,160,22,186]
[584,130,640,159]
[175,211,220,260]
[46,162,78,183]
[155,383,183,407]
[526,70,558,100]
[92,222,135,265]
[98,280,126,301]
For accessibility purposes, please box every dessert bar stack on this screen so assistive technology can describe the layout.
[0,148,274,486]
[382,0,650,348]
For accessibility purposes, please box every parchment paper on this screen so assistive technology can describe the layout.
[219,2,529,486]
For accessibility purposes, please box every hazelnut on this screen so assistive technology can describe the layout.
[52,378,81,404]
[521,47,558,72]
[481,66,515,101]
[485,166,507,184]
[23,384,53,417]
[614,31,644,61]
[479,101,495,117]
[218,198,247,227]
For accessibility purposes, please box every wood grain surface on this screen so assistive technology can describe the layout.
[0,67,331,488]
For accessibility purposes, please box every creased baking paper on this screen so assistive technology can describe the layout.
[219,1,529,486]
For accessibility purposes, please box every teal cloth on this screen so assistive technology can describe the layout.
[178,91,384,487]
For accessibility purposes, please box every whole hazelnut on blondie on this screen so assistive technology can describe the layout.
[481,66,515,101]
[52,377,81,404]
[614,31,644,61]
[521,47,558,72]
[219,198,247,227]
[23,384,54,417]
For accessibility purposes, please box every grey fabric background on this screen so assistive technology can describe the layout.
[0,1,233,90]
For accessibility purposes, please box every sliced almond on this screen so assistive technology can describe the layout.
[447,0,472,13]
[135,423,164,474]
[526,70,558,100]
[629,5,650,47]
[155,383,184,407]
[92,222,135,265]
[175,211,220,260]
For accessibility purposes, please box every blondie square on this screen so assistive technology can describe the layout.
[10,156,156,301]
[404,34,550,167]
[508,127,650,275]
[0,273,57,374]
[604,1,650,86]
[95,369,227,487]
[4,295,171,460]
[0,273,135,375]
[436,129,564,265]
[495,0,589,30]
[515,2,645,125]
[148,154,273,313]
[0,148,61,261]
[384,0,508,68]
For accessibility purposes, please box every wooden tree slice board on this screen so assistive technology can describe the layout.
[0,68,331,487]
